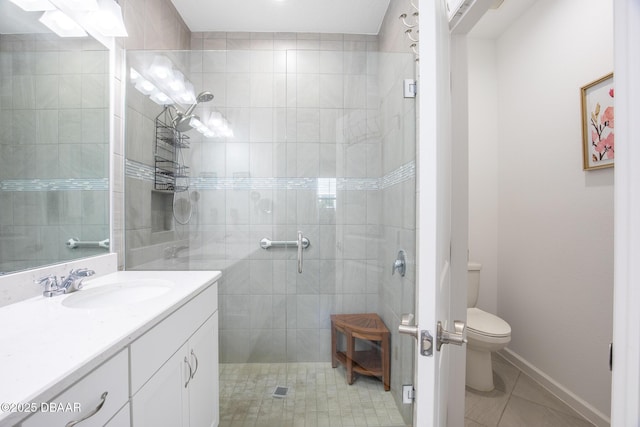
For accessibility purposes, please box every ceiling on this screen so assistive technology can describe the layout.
[0,0,537,40]
[170,0,391,35]
[469,0,538,38]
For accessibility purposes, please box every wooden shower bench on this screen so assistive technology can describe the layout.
[330,313,390,391]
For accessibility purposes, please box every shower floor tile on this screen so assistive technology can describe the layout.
[219,362,408,427]
[220,356,596,427]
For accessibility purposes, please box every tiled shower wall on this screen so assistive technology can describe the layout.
[125,36,416,357]
[0,35,109,274]
[125,36,415,425]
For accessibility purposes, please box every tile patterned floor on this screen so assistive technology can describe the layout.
[465,354,596,427]
[219,362,408,427]
[219,357,596,427]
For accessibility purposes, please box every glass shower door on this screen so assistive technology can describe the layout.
[124,46,416,427]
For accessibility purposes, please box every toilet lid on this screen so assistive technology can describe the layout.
[467,307,511,337]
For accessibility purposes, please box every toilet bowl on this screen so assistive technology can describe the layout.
[466,263,511,392]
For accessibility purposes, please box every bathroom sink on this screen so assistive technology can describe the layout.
[62,279,174,309]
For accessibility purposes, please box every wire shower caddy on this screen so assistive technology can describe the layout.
[154,107,190,192]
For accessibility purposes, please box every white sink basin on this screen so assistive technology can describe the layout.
[62,279,174,309]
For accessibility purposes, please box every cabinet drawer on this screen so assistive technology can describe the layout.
[130,283,218,394]
[22,349,128,427]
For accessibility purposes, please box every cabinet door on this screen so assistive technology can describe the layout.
[187,313,219,427]
[105,403,131,426]
[131,343,190,427]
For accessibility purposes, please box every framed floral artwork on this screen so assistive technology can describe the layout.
[581,73,614,170]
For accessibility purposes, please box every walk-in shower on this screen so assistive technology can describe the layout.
[125,43,417,427]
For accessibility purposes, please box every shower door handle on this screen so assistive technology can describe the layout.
[297,231,304,273]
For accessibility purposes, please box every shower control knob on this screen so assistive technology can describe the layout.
[392,250,407,277]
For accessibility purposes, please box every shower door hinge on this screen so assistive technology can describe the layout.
[404,79,417,98]
[402,384,415,404]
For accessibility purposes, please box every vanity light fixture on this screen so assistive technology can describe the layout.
[130,57,197,107]
[149,56,174,81]
[168,71,186,93]
[51,0,99,10]
[134,78,158,96]
[10,0,127,39]
[178,82,196,104]
[130,67,174,106]
[130,63,226,137]
[150,92,172,105]
[84,0,128,37]
[8,0,54,10]
[39,9,87,37]
[207,112,234,137]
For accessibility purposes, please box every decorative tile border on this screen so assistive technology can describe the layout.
[125,159,156,182]
[124,158,415,191]
[0,178,108,192]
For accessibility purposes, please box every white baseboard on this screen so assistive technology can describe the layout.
[499,348,610,427]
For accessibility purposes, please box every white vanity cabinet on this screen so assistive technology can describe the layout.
[21,349,130,427]
[131,284,219,427]
[1,272,220,427]
[186,313,219,427]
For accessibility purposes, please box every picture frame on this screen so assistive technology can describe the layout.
[581,73,614,170]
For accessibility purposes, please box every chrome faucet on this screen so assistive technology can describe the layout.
[36,268,95,297]
[36,275,63,297]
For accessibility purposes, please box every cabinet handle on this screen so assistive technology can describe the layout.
[190,349,199,379]
[184,356,193,388]
[65,391,108,427]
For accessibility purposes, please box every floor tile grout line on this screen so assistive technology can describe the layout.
[496,369,521,426]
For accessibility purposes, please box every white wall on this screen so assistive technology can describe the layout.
[468,38,498,314]
[469,0,614,421]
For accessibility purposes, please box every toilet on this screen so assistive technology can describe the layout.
[466,262,511,391]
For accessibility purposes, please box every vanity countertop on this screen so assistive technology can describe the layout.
[0,270,221,425]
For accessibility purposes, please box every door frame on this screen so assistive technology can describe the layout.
[414,0,639,424]
[611,0,640,424]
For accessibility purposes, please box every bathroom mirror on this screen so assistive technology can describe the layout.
[0,2,110,275]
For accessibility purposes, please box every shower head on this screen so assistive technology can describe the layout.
[172,91,214,132]
[184,91,214,116]
[174,114,197,132]
[196,91,214,103]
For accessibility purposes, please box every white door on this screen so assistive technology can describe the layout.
[611,0,640,423]
[413,1,491,425]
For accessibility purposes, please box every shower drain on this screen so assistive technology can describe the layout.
[272,386,288,398]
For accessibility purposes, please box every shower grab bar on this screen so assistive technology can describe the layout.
[260,233,310,274]
[259,236,310,250]
[66,237,110,250]
[297,231,303,274]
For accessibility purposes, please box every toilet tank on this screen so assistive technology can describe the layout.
[467,262,482,308]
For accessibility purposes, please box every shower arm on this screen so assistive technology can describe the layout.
[163,104,193,131]
[182,101,199,118]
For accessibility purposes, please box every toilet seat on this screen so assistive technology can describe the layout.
[467,307,511,338]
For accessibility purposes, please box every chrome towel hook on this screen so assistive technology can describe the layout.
[400,1,419,61]
[405,29,419,42]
